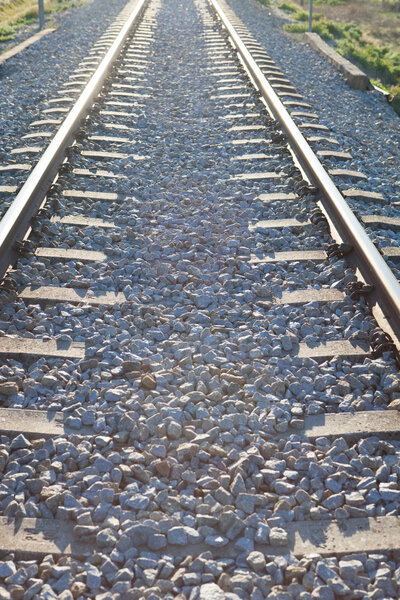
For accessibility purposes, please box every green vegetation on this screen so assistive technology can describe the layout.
[382,0,400,10]
[0,22,14,41]
[283,7,361,42]
[0,0,89,45]
[278,0,400,115]
[278,2,297,12]
[313,0,347,5]
[0,10,37,42]
[372,80,400,113]
[45,0,87,15]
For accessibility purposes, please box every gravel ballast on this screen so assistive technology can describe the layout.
[225,0,400,187]
[0,0,400,597]
[0,0,130,159]
[225,0,400,283]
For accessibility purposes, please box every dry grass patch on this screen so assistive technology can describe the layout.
[0,0,91,43]
[274,0,400,114]
[313,0,400,50]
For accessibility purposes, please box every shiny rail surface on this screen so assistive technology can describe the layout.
[209,0,400,347]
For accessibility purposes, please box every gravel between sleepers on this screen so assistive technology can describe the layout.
[0,0,400,598]
[225,0,400,204]
[0,0,130,160]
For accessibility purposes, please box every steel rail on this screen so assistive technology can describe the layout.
[209,0,400,344]
[0,0,148,279]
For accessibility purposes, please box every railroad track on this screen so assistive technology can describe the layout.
[0,0,400,596]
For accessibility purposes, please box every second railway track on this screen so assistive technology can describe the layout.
[0,0,400,597]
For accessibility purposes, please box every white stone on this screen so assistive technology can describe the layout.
[199,583,225,600]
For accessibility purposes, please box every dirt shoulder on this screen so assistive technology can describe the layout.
[271,0,400,113]
[0,0,91,48]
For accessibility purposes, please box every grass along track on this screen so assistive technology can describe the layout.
[272,0,400,114]
[0,0,90,43]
